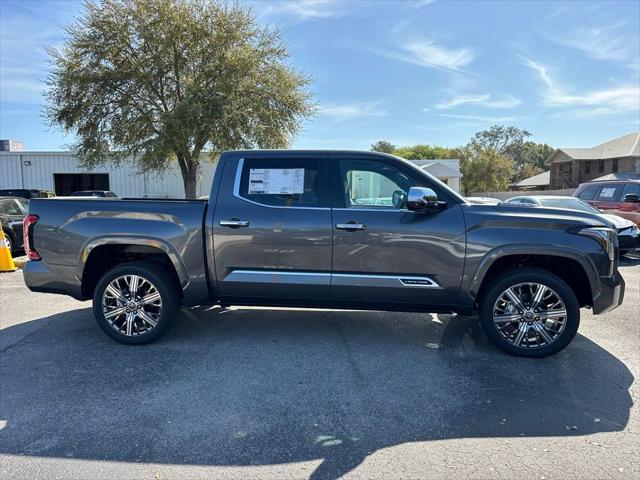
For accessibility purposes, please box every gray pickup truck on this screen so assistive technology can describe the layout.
[23,150,624,356]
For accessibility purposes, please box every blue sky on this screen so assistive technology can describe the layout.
[1,0,638,152]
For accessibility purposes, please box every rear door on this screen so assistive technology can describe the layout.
[329,154,466,307]
[212,153,333,302]
[592,183,623,212]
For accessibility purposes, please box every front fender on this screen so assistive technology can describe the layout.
[466,244,601,303]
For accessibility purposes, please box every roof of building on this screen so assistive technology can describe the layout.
[551,132,640,162]
[512,170,550,188]
[416,161,462,178]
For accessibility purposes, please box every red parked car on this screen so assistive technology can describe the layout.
[574,178,640,226]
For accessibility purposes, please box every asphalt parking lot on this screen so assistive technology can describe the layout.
[1,257,638,480]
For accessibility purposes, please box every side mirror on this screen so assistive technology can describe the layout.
[407,187,443,212]
[623,193,639,203]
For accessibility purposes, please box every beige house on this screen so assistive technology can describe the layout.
[548,132,640,189]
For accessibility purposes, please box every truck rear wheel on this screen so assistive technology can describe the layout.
[92,261,180,344]
[479,268,580,357]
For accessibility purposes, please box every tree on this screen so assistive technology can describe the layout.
[469,125,532,162]
[46,0,314,198]
[459,147,513,195]
[521,141,555,170]
[370,140,396,154]
[393,144,457,160]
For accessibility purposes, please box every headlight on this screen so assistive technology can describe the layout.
[575,227,617,261]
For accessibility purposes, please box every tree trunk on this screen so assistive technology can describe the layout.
[175,151,198,199]
[183,168,198,199]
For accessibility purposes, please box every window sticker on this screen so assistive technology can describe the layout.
[599,187,616,198]
[248,168,305,194]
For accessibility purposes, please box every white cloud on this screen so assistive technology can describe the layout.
[390,40,475,72]
[434,93,521,110]
[262,0,344,20]
[543,21,638,67]
[519,56,555,91]
[438,113,518,124]
[317,101,387,121]
[409,0,436,7]
[521,56,640,117]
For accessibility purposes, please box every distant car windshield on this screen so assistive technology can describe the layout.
[538,197,599,214]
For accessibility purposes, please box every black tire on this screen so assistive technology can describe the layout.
[479,268,580,358]
[92,261,181,344]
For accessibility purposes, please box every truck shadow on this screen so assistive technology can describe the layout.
[0,306,634,479]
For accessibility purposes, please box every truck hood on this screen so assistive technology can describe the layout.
[462,203,615,230]
[599,213,636,231]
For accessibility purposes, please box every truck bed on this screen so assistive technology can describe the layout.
[25,198,210,304]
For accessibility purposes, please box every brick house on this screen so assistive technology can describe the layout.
[548,132,640,189]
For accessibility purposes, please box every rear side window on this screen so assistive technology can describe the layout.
[0,199,22,215]
[576,184,601,200]
[238,158,328,208]
[596,184,622,201]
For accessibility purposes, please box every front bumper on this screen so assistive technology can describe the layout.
[593,270,625,314]
[618,229,639,251]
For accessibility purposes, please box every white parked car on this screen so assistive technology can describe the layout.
[504,195,639,256]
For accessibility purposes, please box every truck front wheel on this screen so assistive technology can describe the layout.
[92,261,181,344]
[479,268,580,357]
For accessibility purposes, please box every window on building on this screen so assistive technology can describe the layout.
[584,162,591,174]
[598,160,604,173]
[612,159,618,172]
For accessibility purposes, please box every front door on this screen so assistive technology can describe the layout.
[212,154,332,302]
[330,156,466,308]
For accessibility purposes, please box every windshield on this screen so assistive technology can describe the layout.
[17,198,29,213]
[538,197,600,214]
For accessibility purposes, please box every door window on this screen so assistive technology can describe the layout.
[596,184,622,201]
[338,159,417,209]
[621,183,639,198]
[238,158,328,208]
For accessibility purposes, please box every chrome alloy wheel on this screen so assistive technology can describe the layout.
[101,274,162,336]
[492,282,567,349]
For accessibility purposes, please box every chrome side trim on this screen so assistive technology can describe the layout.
[332,273,440,288]
[224,269,440,289]
[232,158,331,211]
[224,269,331,286]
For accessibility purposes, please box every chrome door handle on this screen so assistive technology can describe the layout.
[336,222,366,231]
[220,219,249,228]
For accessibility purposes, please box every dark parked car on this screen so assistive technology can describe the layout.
[574,178,640,226]
[0,189,51,199]
[0,197,28,256]
[70,190,118,197]
[23,150,624,357]
[504,195,639,256]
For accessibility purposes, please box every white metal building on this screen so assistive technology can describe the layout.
[410,159,462,192]
[0,151,217,198]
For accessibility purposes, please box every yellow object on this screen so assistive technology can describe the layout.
[0,221,16,272]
